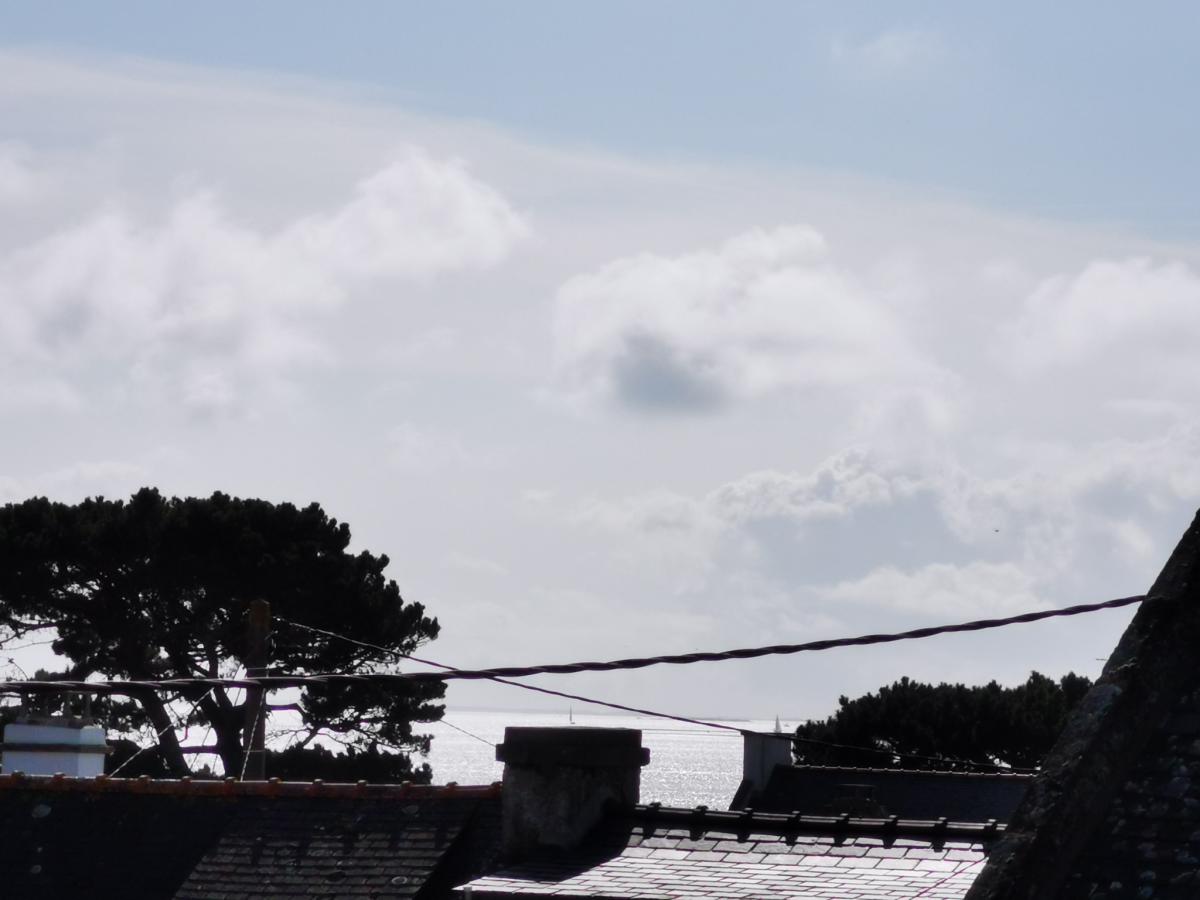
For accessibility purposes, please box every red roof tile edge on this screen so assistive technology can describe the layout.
[0,772,501,799]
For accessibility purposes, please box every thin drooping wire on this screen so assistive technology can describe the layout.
[276,615,745,733]
[912,856,986,897]
[275,617,1029,773]
[239,689,265,781]
[432,717,494,747]
[0,594,1144,694]
[110,691,211,777]
[2,637,57,652]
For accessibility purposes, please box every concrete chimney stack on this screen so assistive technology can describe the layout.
[1,716,108,777]
[496,727,649,859]
[730,731,792,809]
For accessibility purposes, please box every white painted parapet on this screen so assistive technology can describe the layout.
[1,720,109,777]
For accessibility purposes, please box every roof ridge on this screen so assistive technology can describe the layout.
[784,764,1034,779]
[966,507,1200,899]
[0,772,501,799]
[631,802,1005,839]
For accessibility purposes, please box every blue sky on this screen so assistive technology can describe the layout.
[4,3,1199,233]
[1,7,1199,734]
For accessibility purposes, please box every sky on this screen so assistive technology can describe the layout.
[1,4,1199,723]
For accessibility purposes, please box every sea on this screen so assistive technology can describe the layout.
[423,709,792,809]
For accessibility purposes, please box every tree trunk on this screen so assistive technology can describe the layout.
[136,691,190,777]
[199,693,245,776]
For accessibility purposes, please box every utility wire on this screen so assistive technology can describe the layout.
[273,616,747,735]
[239,690,265,781]
[275,617,1028,773]
[110,691,210,777]
[0,594,1143,695]
[432,717,494,747]
[912,857,986,897]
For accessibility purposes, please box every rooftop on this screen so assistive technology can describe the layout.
[458,804,1003,899]
[966,508,1200,899]
[0,773,502,900]
[751,764,1032,821]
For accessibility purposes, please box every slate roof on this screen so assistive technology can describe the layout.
[458,805,1003,899]
[1058,682,1200,898]
[966,508,1200,900]
[0,773,501,900]
[752,765,1032,821]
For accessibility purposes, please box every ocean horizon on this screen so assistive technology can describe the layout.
[423,708,795,809]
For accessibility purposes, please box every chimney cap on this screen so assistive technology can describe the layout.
[496,727,650,768]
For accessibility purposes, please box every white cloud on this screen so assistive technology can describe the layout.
[1006,257,1200,373]
[3,48,1200,717]
[709,448,901,525]
[826,560,1042,617]
[285,152,527,280]
[581,449,912,538]
[0,149,527,414]
[830,29,944,75]
[552,225,944,412]
[573,449,931,594]
[573,430,1200,623]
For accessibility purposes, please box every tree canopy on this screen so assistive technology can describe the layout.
[793,671,1093,771]
[0,488,443,781]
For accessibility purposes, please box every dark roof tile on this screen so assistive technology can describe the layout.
[966,510,1200,900]
[456,806,996,899]
[0,775,501,900]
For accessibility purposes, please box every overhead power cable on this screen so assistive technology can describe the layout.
[275,617,1031,773]
[0,594,1144,696]
[431,717,494,747]
[274,616,755,737]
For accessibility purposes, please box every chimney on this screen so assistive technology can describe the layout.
[496,726,649,858]
[730,731,791,809]
[1,716,109,777]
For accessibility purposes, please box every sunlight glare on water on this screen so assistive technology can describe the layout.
[423,709,792,809]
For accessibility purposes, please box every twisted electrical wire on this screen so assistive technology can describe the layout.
[274,617,1035,772]
[0,594,1144,696]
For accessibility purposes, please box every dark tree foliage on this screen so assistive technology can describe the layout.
[266,743,424,783]
[794,671,1093,770]
[0,488,443,781]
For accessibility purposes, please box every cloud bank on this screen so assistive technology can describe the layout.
[0,149,526,414]
[3,51,1200,718]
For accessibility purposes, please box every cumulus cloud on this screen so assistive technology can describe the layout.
[578,449,917,546]
[552,226,943,412]
[0,149,527,414]
[574,431,1200,620]
[574,449,932,591]
[286,153,526,280]
[1006,258,1200,372]
[709,448,902,525]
